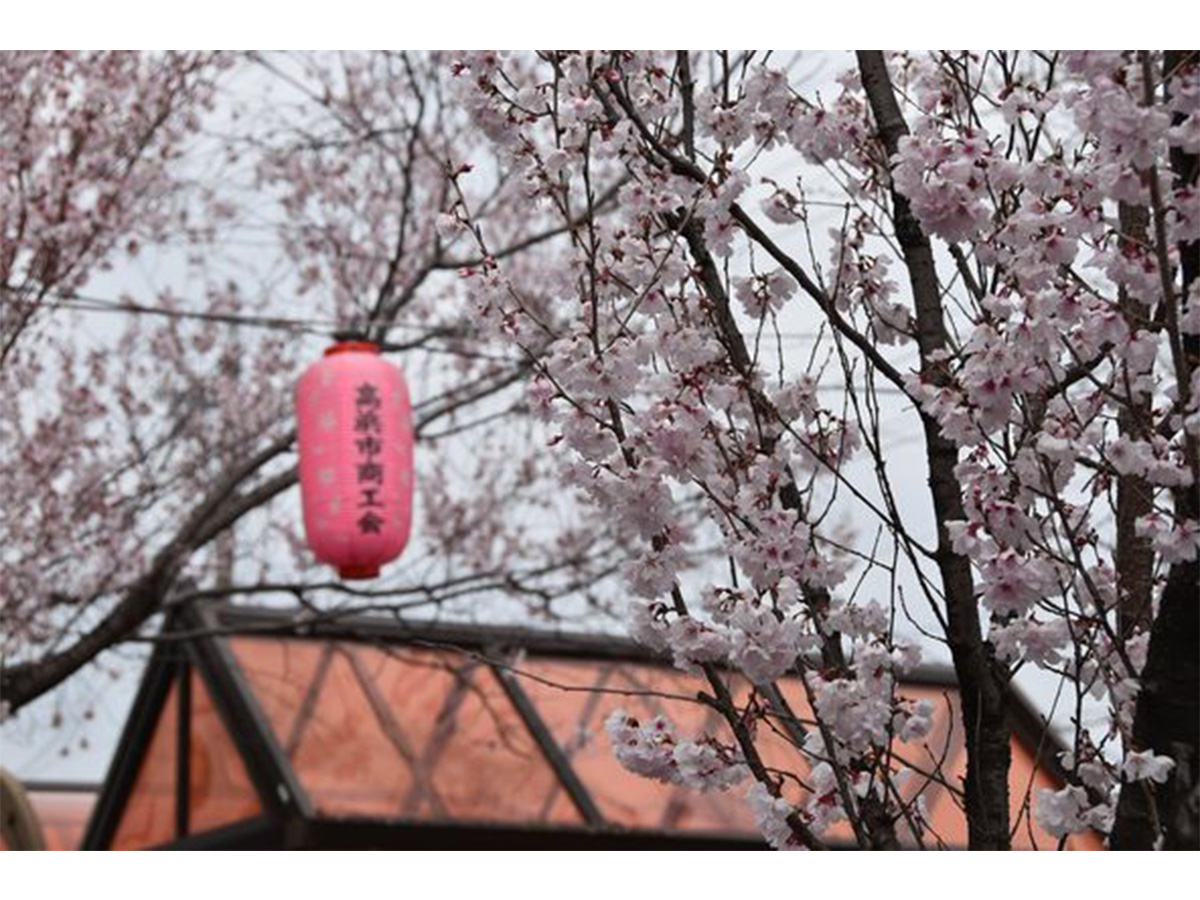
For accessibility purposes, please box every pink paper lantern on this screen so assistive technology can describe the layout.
[295,340,414,579]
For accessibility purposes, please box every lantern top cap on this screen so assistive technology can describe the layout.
[325,338,381,356]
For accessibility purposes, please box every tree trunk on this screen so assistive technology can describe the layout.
[856,50,1013,850]
[1111,49,1200,851]
[1115,202,1155,639]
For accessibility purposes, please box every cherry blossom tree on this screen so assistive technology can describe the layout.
[448,50,1198,850]
[3,50,1197,852]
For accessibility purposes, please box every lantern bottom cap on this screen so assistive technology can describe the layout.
[338,564,381,580]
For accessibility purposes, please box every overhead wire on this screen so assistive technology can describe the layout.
[49,292,340,337]
[9,287,913,394]
[22,287,830,341]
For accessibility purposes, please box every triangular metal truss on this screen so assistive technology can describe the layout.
[82,603,774,849]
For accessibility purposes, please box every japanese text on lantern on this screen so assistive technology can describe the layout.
[354,382,385,534]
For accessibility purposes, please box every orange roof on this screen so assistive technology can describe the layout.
[71,604,1101,850]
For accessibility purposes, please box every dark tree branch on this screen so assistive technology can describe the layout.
[856,49,1012,851]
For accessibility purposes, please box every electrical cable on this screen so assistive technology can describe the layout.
[19,288,829,342]
[7,288,911,391]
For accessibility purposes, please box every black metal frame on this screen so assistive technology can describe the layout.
[81,623,185,850]
[186,602,313,819]
[82,604,312,850]
[175,661,191,839]
[153,816,284,850]
[80,601,1072,851]
[487,647,607,828]
[284,818,765,851]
